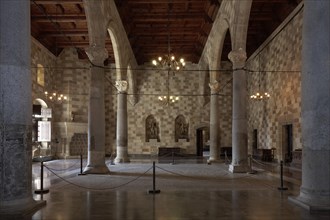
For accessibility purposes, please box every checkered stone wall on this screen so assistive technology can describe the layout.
[31,38,56,104]
[105,62,234,155]
[246,8,303,161]
[31,41,233,157]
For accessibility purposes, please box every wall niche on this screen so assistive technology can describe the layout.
[175,115,189,142]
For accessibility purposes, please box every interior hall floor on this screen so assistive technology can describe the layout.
[12,157,330,219]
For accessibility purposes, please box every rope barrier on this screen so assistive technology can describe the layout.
[250,158,291,190]
[43,164,153,191]
[36,158,293,193]
[155,165,251,181]
[44,158,83,172]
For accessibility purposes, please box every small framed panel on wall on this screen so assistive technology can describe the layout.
[38,121,51,142]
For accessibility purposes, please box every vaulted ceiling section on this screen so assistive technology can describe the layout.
[30,0,302,65]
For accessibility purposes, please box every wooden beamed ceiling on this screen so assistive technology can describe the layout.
[30,0,302,65]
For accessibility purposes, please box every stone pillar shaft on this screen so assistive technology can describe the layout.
[228,49,249,173]
[0,0,45,215]
[83,46,109,174]
[115,81,130,163]
[289,1,330,211]
[208,81,220,162]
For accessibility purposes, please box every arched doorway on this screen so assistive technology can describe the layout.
[196,126,209,157]
[32,98,52,160]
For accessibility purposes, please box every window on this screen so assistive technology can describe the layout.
[37,64,45,86]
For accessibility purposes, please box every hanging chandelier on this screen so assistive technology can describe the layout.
[158,95,179,104]
[250,92,270,100]
[152,55,185,71]
[152,1,186,71]
[250,54,270,101]
[153,1,183,104]
[44,91,67,102]
[157,68,180,105]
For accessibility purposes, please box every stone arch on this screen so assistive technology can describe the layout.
[107,19,138,104]
[145,115,159,142]
[175,115,189,142]
[199,64,210,106]
[107,22,123,80]
[34,98,48,108]
[229,0,252,51]
[32,98,50,156]
[127,64,137,105]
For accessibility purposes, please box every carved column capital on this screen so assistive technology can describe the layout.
[209,80,220,94]
[228,48,247,69]
[85,45,108,66]
[115,80,128,93]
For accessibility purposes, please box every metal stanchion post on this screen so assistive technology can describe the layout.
[248,155,256,174]
[278,160,288,190]
[78,154,86,176]
[148,161,160,194]
[171,151,175,165]
[35,161,50,194]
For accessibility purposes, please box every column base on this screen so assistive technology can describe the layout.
[115,146,130,163]
[83,164,110,174]
[114,156,130,164]
[229,164,249,173]
[207,158,221,164]
[288,196,330,213]
[0,198,46,217]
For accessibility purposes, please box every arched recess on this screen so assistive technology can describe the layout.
[145,115,160,142]
[175,115,189,142]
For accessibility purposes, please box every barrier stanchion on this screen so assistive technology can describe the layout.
[78,154,86,176]
[277,160,288,191]
[35,161,50,194]
[171,151,175,165]
[148,161,160,194]
[248,155,256,174]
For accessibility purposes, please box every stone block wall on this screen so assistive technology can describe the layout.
[246,6,303,161]
[104,63,233,155]
[55,48,90,123]
[31,39,233,156]
[31,38,56,103]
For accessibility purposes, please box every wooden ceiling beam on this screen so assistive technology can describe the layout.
[127,0,206,4]
[40,32,88,37]
[31,14,85,22]
[31,0,83,4]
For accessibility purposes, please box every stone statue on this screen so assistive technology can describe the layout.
[175,115,189,141]
[146,115,159,142]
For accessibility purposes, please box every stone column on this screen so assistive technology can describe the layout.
[0,0,45,216]
[289,1,330,212]
[207,81,220,163]
[228,48,249,173]
[114,81,130,163]
[83,46,110,174]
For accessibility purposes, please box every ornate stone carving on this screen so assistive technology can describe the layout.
[115,81,128,93]
[85,45,108,66]
[228,48,247,69]
[175,115,189,142]
[146,115,159,142]
[209,80,220,94]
